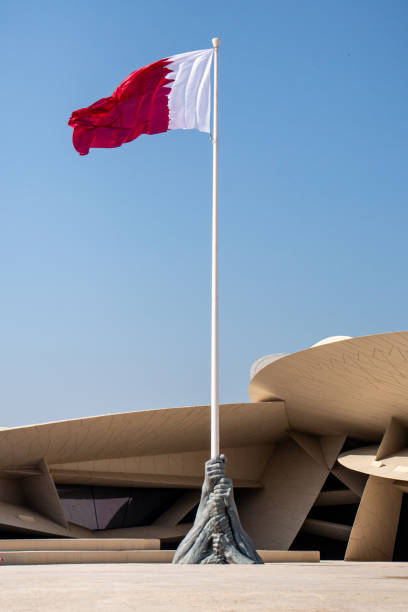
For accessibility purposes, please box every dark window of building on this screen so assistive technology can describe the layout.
[93,487,130,530]
[393,493,408,561]
[308,503,359,527]
[58,485,98,530]
[180,503,198,524]
[123,488,180,528]
[291,531,349,560]
[57,485,183,531]
[321,473,348,492]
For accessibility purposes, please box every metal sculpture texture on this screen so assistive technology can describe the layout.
[173,455,263,564]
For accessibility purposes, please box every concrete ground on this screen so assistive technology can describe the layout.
[1,562,408,611]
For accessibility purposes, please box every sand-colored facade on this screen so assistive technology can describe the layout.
[1,331,408,561]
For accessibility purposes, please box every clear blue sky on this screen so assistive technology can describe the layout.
[1,0,407,426]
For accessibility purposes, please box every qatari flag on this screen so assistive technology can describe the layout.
[68,49,214,155]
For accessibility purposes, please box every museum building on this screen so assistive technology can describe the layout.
[1,331,408,562]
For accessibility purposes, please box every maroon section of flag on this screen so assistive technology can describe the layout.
[68,49,213,156]
[68,59,172,155]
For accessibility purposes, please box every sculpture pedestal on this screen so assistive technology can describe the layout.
[173,455,263,564]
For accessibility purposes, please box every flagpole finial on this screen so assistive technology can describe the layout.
[212,37,221,48]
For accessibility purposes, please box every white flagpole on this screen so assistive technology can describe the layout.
[211,37,220,459]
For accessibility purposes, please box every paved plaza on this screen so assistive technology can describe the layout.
[1,562,408,611]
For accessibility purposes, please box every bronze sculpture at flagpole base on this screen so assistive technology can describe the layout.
[173,455,263,564]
